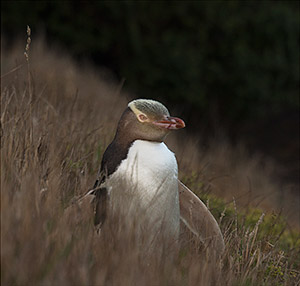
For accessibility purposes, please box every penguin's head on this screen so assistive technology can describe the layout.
[116,99,185,142]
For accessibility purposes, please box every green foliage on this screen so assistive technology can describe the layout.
[2,1,299,123]
[200,190,300,284]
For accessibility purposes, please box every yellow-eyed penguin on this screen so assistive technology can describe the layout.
[91,99,224,254]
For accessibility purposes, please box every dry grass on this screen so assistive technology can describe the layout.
[1,38,300,285]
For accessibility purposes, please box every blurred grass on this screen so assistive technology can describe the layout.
[1,38,300,285]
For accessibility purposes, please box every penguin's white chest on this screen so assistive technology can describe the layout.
[107,140,180,238]
[109,140,178,201]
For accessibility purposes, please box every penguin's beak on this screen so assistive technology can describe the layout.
[153,116,185,130]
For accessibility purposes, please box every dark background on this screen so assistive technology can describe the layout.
[1,1,299,187]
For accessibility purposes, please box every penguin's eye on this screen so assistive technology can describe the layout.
[138,114,148,122]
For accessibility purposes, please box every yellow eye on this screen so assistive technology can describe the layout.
[138,114,147,121]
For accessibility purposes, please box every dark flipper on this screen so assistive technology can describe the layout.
[91,170,108,227]
[94,186,108,226]
[92,135,131,228]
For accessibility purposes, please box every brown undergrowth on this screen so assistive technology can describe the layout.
[1,38,299,285]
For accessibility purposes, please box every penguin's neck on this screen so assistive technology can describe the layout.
[114,127,163,148]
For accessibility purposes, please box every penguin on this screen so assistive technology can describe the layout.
[91,99,224,254]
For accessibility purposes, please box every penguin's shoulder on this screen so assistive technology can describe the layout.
[101,139,177,185]
[101,140,132,178]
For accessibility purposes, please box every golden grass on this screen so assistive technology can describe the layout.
[1,38,299,285]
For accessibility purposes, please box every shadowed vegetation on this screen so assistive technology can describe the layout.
[2,2,299,122]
